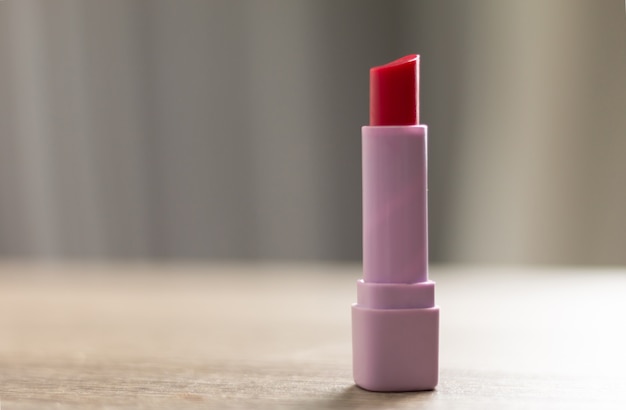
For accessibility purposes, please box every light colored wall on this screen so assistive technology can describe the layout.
[443,0,626,265]
[0,0,624,264]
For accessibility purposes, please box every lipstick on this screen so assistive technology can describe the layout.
[352,55,439,391]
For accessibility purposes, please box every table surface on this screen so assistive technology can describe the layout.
[1,262,626,409]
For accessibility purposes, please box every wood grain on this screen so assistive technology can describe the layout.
[1,262,625,409]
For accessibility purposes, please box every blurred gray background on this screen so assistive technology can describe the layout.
[0,0,624,264]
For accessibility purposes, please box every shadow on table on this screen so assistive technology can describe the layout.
[314,384,437,409]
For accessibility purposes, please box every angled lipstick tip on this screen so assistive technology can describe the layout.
[369,54,420,126]
[371,54,419,71]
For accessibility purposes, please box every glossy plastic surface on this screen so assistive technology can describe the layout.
[352,303,439,392]
[362,125,428,284]
[353,124,438,392]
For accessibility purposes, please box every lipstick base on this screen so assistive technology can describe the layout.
[352,304,439,392]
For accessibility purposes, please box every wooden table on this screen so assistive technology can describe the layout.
[1,262,625,409]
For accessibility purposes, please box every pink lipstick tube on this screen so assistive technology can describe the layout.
[352,55,439,392]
